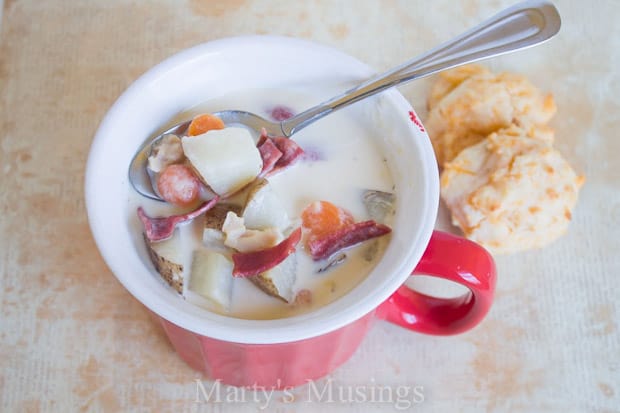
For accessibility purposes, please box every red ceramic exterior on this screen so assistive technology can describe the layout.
[376,231,496,335]
[156,230,496,388]
[158,311,375,389]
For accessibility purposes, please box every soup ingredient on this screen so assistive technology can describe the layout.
[187,113,225,136]
[363,190,395,223]
[301,200,355,245]
[307,220,392,261]
[135,96,394,315]
[138,197,220,242]
[257,132,305,177]
[249,252,297,302]
[144,232,184,294]
[257,138,283,177]
[203,203,242,250]
[425,64,556,165]
[189,249,233,309]
[301,200,391,261]
[232,227,301,277]
[222,211,283,253]
[440,126,584,254]
[242,179,290,231]
[148,134,185,173]
[157,164,202,206]
[182,127,262,196]
[268,105,295,121]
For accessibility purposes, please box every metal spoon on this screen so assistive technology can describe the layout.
[129,0,560,201]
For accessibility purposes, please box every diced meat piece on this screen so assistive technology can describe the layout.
[138,196,220,242]
[157,164,202,206]
[232,227,302,277]
[307,220,391,261]
[269,105,295,121]
[269,137,305,175]
[147,134,185,173]
[301,147,324,161]
[257,137,283,177]
[256,130,305,177]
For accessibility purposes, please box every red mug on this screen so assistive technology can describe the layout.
[155,230,495,388]
[85,36,496,390]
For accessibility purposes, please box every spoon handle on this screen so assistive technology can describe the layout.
[280,0,561,137]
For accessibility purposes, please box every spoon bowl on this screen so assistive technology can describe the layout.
[129,0,560,201]
[128,110,285,201]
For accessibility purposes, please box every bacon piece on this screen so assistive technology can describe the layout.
[257,137,283,177]
[269,137,305,174]
[307,220,391,261]
[137,196,220,242]
[256,130,305,177]
[269,105,295,121]
[232,227,301,277]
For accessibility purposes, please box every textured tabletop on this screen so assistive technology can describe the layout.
[1,1,618,412]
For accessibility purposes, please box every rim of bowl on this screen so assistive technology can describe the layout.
[85,35,439,344]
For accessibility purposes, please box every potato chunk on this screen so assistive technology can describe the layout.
[144,232,184,294]
[188,249,234,310]
[182,127,262,196]
[249,252,297,303]
[242,179,290,231]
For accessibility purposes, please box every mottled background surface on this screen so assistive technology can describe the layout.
[0,0,618,412]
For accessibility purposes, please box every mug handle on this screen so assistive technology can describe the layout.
[376,230,496,335]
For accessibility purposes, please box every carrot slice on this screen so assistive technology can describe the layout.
[187,113,225,136]
[301,201,354,244]
[157,164,201,206]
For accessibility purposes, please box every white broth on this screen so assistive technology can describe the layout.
[129,88,395,320]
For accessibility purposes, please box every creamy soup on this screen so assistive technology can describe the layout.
[129,88,395,319]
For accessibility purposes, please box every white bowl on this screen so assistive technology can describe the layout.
[85,35,438,344]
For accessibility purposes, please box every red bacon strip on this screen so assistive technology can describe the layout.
[137,196,220,242]
[307,220,391,261]
[257,130,305,177]
[258,137,283,177]
[232,227,301,277]
[269,136,305,174]
[269,105,295,121]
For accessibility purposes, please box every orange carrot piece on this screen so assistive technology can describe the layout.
[187,113,225,136]
[301,201,354,244]
[157,164,201,206]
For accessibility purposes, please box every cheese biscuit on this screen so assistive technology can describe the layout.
[440,126,584,254]
[426,65,556,165]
